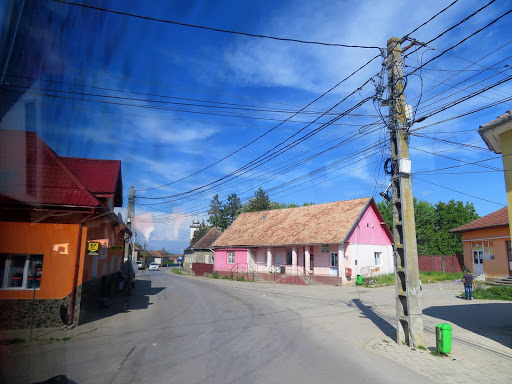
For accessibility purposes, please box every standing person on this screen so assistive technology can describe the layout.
[463,269,475,300]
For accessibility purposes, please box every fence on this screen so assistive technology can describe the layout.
[191,263,214,276]
[418,255,463,273]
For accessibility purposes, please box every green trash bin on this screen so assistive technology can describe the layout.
[435,323,452,354]
[356,275,363,285]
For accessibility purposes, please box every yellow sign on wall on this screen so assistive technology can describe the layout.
[88,242,99,252]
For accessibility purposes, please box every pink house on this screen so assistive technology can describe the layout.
[212,197,394,285]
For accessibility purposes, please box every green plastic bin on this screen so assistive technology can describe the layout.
[435,323,452,354]
[356,275,363,285]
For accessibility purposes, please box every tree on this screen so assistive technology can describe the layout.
[376,200,393,231]
[434,200,478,255]
[208,194,224,229]
[224,193,242,228]
[190,220,210,246]
[246,187,270,212]
[376,198,479,256]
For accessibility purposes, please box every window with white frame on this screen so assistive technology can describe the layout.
[374,252,381,265]
[0,254,43,289]
[330,252,338,267]
[227,251,235,264]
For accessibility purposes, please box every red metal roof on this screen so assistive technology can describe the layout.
[451,207,509,233]
[0,130,110,208]
[60,157,120,194]
[60,157,123,206]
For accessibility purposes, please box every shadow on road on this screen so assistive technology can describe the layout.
[78,279,165,325]
[423,303,512,348]
[352,298,396,339]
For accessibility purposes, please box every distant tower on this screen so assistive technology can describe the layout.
[190,218,200,240]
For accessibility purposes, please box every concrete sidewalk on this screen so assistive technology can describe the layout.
[356,281,512,384]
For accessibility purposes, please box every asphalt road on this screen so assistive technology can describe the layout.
[4,271,434,384]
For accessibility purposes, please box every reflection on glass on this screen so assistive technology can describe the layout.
[7,255,25,288]
[27,255,43,289]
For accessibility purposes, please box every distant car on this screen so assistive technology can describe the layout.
[148,262,159,271]
[136,261,145,270]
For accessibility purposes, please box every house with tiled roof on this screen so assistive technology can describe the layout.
[183,227,222,275]
[452,207,511,279]
[0,129,130,329]
[212,197,393,285]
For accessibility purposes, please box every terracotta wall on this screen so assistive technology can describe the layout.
[0,221,86,299]
[461,226,510,278]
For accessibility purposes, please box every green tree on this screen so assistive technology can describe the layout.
[376,198,478,255]
[247,187,270,212]
[414,199,437,255]
[190,220,210,246]
[434,200,478,255]
[208,194,224,229]
[224,193,242,228]
[376,200,393,231]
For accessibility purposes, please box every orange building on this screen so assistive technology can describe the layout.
[0,130,130,329]
[451,207,512,280]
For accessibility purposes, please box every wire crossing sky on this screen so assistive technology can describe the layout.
[4,0,512,252]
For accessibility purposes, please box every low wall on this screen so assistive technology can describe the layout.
[0,287,81,329]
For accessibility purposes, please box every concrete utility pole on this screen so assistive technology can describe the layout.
[125,186,135,261]
[386,37,424,347]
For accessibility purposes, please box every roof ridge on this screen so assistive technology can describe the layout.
[239,196,371,216]
[36,135,103,208]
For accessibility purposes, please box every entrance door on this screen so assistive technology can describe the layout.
[310,254,314,274]
[473,250,483,274]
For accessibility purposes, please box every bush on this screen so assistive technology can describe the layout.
[464,285,512,301]
[212,272,220,279]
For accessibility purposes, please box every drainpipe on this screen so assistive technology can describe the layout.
[68,209,95,325]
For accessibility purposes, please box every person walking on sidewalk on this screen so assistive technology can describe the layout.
[463,269,475,300]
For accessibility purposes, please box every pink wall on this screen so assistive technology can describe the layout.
[346,204,392,245]
[214,248,248,271]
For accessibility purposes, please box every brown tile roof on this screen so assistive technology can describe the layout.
[451,207,509,233]
[213,197,381,247]
[192,228,222,249]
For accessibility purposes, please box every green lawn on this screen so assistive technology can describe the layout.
[362,271,462,287]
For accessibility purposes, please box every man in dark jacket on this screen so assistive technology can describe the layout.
[463,269,475,300]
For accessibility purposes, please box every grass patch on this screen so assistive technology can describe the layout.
[362,271,463,287]
[420,271,461,283]
[171,268,182,275]
[382,339,389,343]
[460,285,512,301]
[212,272,220,279]
[417,345,428,351]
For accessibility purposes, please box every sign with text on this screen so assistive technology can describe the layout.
[322,244,329,253]
[88,242,99,252]
[110,245,123,252]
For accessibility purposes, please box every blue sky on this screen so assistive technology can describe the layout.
[3,0,512,253]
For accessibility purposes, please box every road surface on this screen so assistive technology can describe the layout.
[4,271,433,384]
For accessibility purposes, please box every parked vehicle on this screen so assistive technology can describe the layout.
[148,262,160,271]
[136,261,145,270]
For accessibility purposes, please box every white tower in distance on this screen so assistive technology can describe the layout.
[190,218,200,240]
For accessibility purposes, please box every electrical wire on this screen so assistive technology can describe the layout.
[52,0,382,49]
